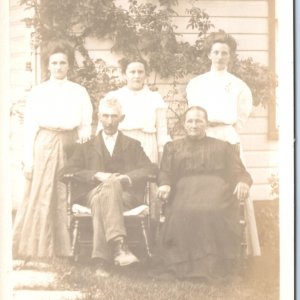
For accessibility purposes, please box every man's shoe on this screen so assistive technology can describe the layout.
[93,258,111,278]
[95,266,110,278]
[113,238,139,267]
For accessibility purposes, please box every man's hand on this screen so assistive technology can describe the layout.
[233,182,250,201]
[157,185,171,201]
[94,172,131,186]
[115,174,131,186]
[94,172,113,182]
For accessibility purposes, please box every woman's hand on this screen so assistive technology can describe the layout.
[157,185,171,201]
[23,166,33,180]
[77,132,91,144]
[233,182,250,201]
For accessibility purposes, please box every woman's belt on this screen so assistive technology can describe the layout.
[208,122,232,127]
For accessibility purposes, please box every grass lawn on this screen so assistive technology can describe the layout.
[16,200,279,300]
[49,252,278,300]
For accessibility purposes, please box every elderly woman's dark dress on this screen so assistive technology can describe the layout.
[157,135,252,280]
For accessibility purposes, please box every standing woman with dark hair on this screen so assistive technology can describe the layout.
[98,58,170,164]
[13,40,93,258]
[186,31,260,256]
[186,31,252,147]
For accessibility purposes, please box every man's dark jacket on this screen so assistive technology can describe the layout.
[60,131,155,204]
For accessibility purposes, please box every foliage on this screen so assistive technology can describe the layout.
[71,58,125,122]
[231,57,277,107]
[163,85,188,139]
[21,0,276,125]
[268,173,279,199]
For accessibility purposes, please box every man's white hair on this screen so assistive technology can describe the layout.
[98,96,123,115]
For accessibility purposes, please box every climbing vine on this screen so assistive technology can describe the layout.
[21,0,276,127]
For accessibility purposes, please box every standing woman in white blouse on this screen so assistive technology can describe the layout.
[186,31,252,147]
[13,40,93,258]
[186,31,260,256]
[99,58,170,164]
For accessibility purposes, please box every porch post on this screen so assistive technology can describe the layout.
[276,0,294,299]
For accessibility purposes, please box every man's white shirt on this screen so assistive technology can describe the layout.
[102,131,119,156]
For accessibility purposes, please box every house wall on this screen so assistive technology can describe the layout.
[9,0,278,208]
[10,0,29,210]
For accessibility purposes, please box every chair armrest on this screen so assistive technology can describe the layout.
[147,173,157,183]
[60,173,75,184]
[62,173,74,179]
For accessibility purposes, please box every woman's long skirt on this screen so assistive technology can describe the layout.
[13,128,77,258]
[159,175,242,281]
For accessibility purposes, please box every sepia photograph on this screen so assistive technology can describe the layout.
[0,0,294,299]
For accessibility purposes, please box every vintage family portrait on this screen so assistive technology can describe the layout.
[0,0,294,299]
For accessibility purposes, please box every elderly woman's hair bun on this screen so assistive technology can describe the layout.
[204,30,237,54]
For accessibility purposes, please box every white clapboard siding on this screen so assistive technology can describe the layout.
[169,0,268,17]
[250,185,274,201]
[178,33,268,51]
[10,6,27,87]
[173,16,268,34]
[243,150,278,168]
[241,134,278,151]
[242,117,268,134]
[10,2,28,209]
[236,51,268,64]
[247,167,278,184]
[121,0,269,18]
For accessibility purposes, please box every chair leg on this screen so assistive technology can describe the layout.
[140,219,152,258]
[71,219,79,261]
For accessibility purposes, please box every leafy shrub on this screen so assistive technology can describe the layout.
[268,173,279,200]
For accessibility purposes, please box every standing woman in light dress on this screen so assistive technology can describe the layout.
[186,31,252,147]
[99,58,170,164]
[13,40,93,259]
[186,31,260,256]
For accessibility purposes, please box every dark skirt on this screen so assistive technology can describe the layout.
[13,128,77,258]
[158,175,242,280]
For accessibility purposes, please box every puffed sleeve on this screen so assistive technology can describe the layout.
[77,86,93,139]
[235,82,253,131]
[186,78,197,106]
[225,142,253,187]
[23,88,40,169]
[154,92,171,155]
[158,141,174,187]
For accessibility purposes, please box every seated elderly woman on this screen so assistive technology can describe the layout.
[156,106,252,282]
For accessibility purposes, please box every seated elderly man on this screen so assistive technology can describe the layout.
[62,97,154,277]
[156,106,252,282]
